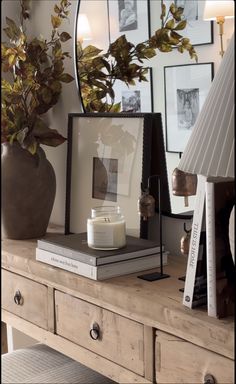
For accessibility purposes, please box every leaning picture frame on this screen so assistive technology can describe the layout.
[65,113,170,238]
[107,0,150,45]
[112,68,153,112]
[164,62,214,153]
[163,0,213,46]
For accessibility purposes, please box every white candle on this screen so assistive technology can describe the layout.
[87,207,126,250]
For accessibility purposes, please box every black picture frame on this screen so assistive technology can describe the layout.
[164,62,214,153]
[162,0,214,46]
[65,113,170,239]
[107,0,151,45]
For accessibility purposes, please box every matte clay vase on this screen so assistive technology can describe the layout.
[1,142,56,239]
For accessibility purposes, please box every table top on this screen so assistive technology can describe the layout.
[2,225,234,360]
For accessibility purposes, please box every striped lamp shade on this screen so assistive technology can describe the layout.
[178,33,234,179]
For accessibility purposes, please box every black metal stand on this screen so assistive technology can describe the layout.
[138,175,170,282]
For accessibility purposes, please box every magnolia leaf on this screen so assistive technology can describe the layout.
[58,73,74,83]
[174,20,187,30]
[165,19,175,29]
[51,15,62,29]
[82,45,103,58]
[59,31,71,42]
[41,87,52,104]
[110,102,121,112]
[27,141,38,155]
[16,127,29,145]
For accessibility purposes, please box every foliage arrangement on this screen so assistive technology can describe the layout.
[1,0,74,154]
[77,2,198,113]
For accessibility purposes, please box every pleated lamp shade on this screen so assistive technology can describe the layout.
[178,33,235,179]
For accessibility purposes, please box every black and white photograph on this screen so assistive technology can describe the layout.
[113,68,153,113]
[118,0,138,32]
[164,63,214,153]
[108,0,150,46]
[163,0,213,46]
[92,157,118,202]
[65,113,156,236]
[122,90,141,112]
[176,88,199,130]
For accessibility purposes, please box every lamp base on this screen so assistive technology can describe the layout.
[137,272,170,281]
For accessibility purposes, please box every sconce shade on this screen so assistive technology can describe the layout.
[178,33,235,179]
[77,13,92,42]
[203,1,234,20]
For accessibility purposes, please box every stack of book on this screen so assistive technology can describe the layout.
[36,233,168,280]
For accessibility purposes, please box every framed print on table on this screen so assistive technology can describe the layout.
[65,113,170,238]
[163,0,213,46]
[164,62,214,153]
[113,68,153,112]
[107,0,150,45]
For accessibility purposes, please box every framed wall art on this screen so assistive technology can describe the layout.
[65,113,170,238]
[112,68,153,112]
[164,62,214,153]
[107,0,150,45]
[162,0,213,46]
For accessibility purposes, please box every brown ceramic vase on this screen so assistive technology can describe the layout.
[1,142,56,239]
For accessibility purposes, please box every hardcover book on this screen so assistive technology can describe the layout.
[37,233,164,266]
[36,248,168,280]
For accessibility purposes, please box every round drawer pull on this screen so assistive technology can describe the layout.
[14,290,24,306]
[204,374,216,384]
[89,323,100,340]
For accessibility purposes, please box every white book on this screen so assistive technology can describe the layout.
[36,248,168,280]
[205,181,217,317]
[183,175,206,308]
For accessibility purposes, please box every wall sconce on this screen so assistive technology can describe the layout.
[77,13,92,44]
[203,0,234,57]
[138,175,170,281]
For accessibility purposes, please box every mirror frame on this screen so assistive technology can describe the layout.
[73,0,193,220]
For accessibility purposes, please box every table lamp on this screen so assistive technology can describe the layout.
[203,0,234,57]
[177,32,235,317]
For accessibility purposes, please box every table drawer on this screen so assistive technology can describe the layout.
[55,290,144,376]
[155,330,234,384]
[2,269,48,330]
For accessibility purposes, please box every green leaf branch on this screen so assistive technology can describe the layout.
[1,0,74,155]
[77,2,198,112]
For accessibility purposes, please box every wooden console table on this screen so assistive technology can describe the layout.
[1,231,234,383]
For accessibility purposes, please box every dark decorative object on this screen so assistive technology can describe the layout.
[172,167,197,207]
[1,0,73,239]
[138,175,170,281]
[2,142,56,239]
[65,113,170,237]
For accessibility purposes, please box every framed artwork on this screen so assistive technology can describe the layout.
[113,68,153,112]
[107,0,150,45]
[163,0,213,46]
[164,62,214,153]
[65,113,170,238]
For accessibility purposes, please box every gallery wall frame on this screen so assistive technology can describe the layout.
[162,0,214,46]
[112,67,153,113]
[65,113,170,238]
[164,62,214,154]
[107,0,151,45]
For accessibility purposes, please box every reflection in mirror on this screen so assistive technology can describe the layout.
[74,0,220,217]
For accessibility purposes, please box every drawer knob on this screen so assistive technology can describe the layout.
[90,323,100,340]
[204,374,216,384]
[14,290,24,306]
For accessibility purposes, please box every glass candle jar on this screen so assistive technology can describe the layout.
[87,206,126,250]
